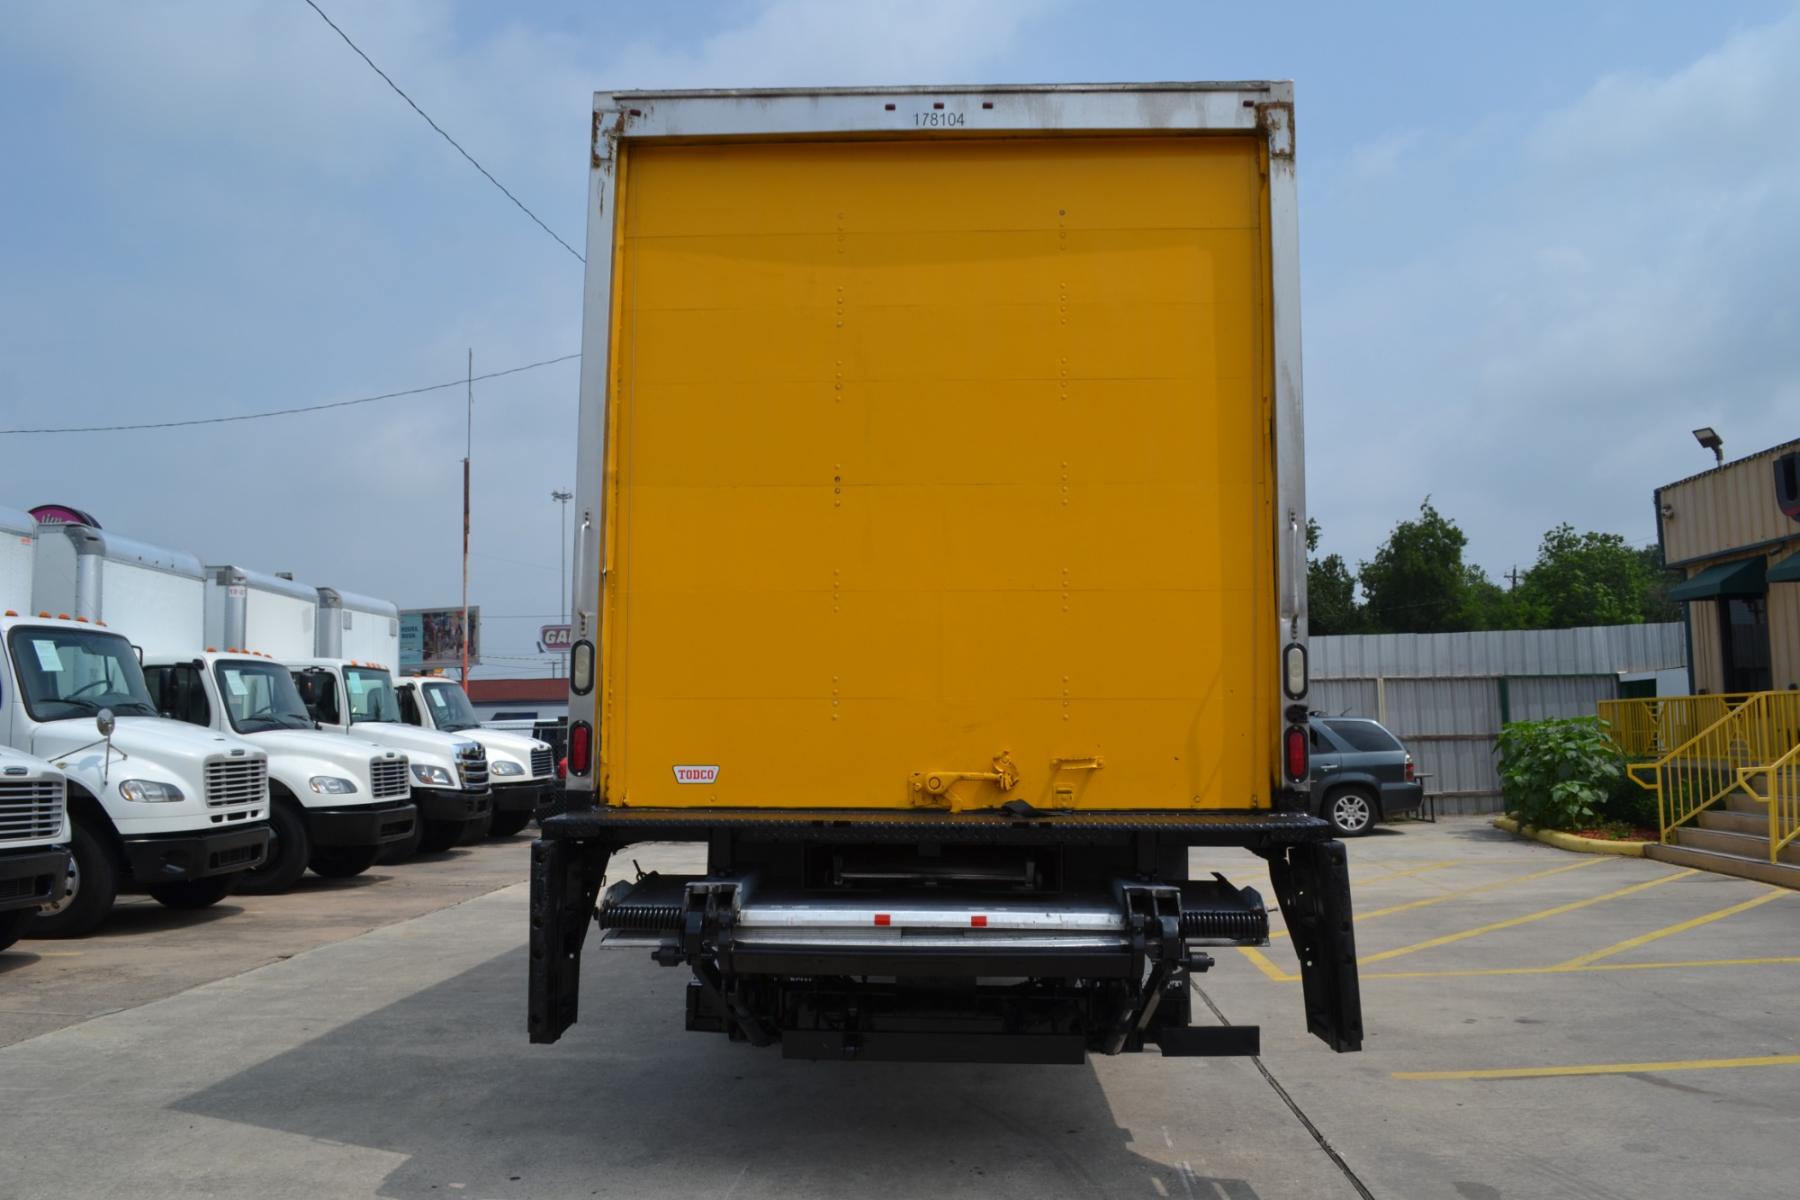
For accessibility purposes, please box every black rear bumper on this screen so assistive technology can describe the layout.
[0,846,71,913]
[122,824,270,884]
[304,800,418,848]
[529,806,1362,1057]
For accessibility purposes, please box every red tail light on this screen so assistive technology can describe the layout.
[1285,725,1308,781]
[1405,756,1415,783]
[568,721,593,776]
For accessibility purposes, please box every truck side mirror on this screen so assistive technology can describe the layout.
[96,708,115,738]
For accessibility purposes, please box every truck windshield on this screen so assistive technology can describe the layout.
[344,667,400,724]
[7,626,159,721]
[214,660,315,734]
[421,681,480,731]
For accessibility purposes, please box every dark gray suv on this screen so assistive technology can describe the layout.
[1309,717,1423,836]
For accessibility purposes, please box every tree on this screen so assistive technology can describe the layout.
[1463,565,1520,630]
[1513,524,1655,629]
[1636,543,1681,624]
[1358,499,1477,633]
[1305,519,1363,635]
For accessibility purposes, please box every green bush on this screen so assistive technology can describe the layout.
[1495,717,1628,830]
[1601,765,1659,828]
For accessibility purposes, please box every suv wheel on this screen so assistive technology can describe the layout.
[1325,789,1376,837]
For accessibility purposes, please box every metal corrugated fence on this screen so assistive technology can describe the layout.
[1309,624,1685,814]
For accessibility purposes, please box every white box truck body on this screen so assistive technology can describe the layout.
[315,587,400,666]
[0,507,35,617]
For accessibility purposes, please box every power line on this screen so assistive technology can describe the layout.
[0,353,579,436]
[298,0,584,264]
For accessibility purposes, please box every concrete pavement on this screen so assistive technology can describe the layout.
[2,818,1797,1198]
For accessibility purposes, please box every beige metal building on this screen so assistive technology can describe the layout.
[1657,438,1800,693]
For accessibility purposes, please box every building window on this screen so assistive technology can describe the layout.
[1718,596,1772,692]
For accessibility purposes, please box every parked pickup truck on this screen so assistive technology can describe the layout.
[528,83,1362,1065]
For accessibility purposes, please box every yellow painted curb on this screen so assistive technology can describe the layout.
[1492,816,1649,858]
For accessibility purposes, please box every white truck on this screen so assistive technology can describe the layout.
[16,523,271,935]
[2,510,73,951]
[128,565,422,890]
[255,578,492,856]
[0,742,72,954]
[286,658,490,855]
[393,675,553,836]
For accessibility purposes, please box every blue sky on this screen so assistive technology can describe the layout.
[2,1,1795,673]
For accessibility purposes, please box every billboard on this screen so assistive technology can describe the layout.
[400,607,480,671]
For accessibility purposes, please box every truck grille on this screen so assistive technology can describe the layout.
[370,757,409,799]
[0,778,64,842]
[456,745,488,790]
[204,757,268,808]
[531,747,553,779]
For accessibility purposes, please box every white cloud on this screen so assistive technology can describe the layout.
[1306,9,1800,573]
[0,0,1055,667]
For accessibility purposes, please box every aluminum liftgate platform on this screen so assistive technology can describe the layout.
[528,809,1363,1064]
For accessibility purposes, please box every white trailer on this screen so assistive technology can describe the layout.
[0,507,35,617]
[316,587,400,667]
[32,524,205,659]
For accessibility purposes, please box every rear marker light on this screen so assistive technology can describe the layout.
[1285,725,1308,781]
[971,915,987,928]
[874,914,891,927]
[567,722,592,775]
[1283,642,1307,699]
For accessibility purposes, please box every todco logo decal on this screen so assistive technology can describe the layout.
[672,765,720,785]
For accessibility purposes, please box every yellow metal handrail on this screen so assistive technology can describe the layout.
[1738,741,1800,865]
[1598,693,1758,758]
[1626,691,1800,843]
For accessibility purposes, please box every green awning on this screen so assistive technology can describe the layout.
[1769,548,1800,584]
[1668,557,1766,602]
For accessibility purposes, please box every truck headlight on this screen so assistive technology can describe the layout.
[309,776,358,794]
[412,763,454,787]
[119,779,184,804]
[490,760,524,777]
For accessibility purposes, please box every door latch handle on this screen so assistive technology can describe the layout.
[911,752,1020,810]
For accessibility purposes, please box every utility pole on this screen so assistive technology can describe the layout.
[552,488,573,680]
[1505,565,1521,591]
[461,349,472,690]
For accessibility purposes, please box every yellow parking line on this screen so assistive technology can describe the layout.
[1394,1054,1800,1082]
[1242,952,1800,985]
[1271,857,1602,940]
[1555,888,1790,969]
[1364,954,1800,981]
[1356,869,1697,966]
[1357,859,1460,886]
[1238,946,1293,982]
